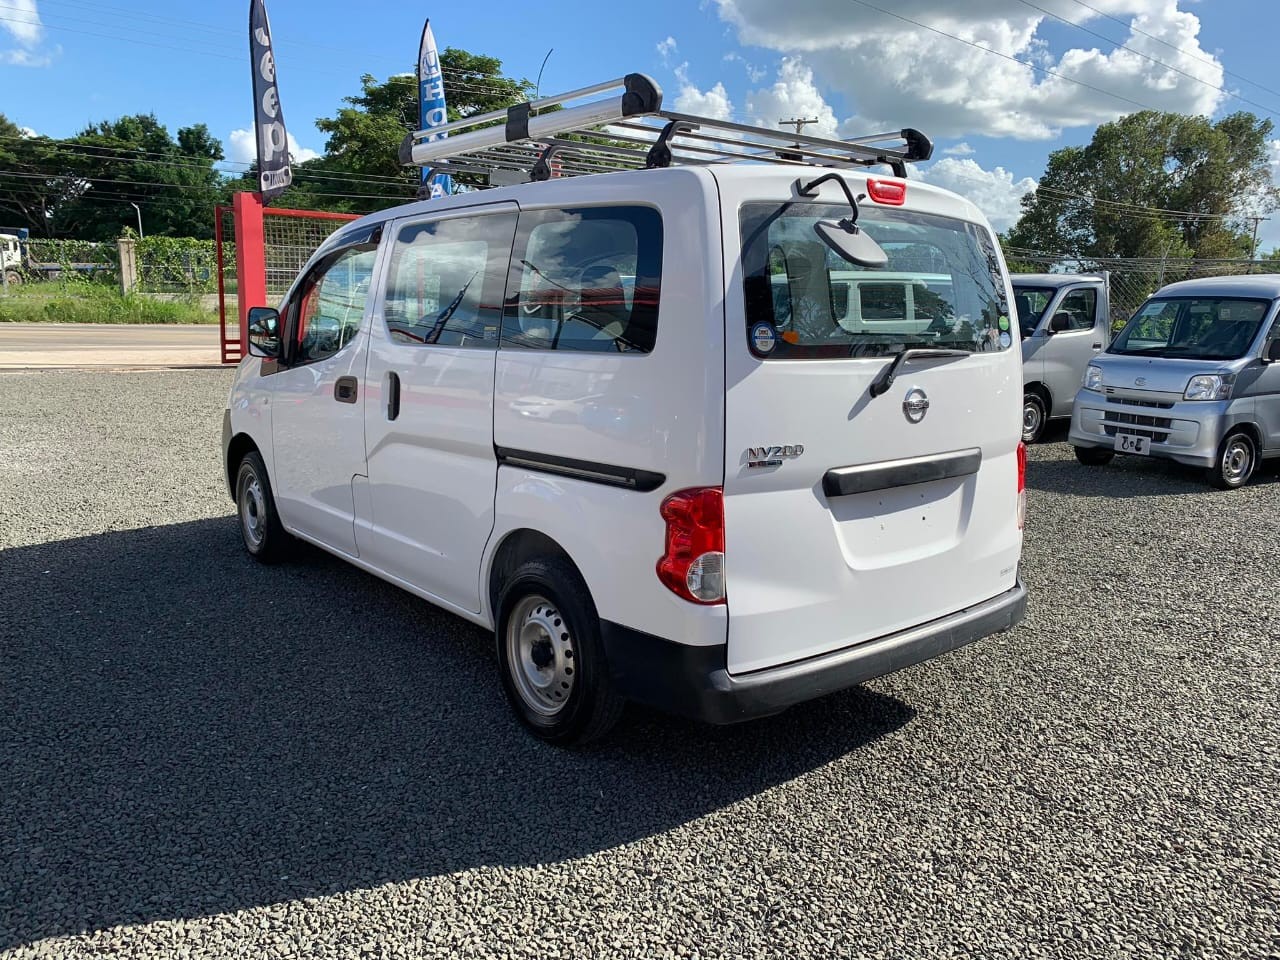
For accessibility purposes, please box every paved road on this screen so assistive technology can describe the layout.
[1,370,1277,959]
[0,323,227,369]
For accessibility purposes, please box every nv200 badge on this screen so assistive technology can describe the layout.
[746,445,805,469]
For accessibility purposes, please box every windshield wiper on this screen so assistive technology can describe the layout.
[868,348,969,398]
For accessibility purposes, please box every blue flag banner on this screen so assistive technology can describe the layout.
[249,0,292,202]
[417,19,452,198]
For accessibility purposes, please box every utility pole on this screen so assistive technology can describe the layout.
[1249,215,1269,274]
[779,117,819,137]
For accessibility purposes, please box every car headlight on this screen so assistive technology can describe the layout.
[1184,374,1233,401]
[1083,365,1103,391]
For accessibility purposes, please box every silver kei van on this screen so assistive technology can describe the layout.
[1069,275,1280,489]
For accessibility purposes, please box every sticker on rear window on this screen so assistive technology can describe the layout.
[752,322,777,353]
[999,331,1012,349]
[999,315,1010,331]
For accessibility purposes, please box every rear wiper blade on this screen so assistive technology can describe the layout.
[868,348,970,398]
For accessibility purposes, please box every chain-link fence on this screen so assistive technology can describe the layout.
[1006,252,1280,329]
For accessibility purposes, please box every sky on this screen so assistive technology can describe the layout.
[4,0,1280,246]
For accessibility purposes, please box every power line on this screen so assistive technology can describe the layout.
[1010,0,1280,118]
[1066,0,1280,103]
[0,169,414,204]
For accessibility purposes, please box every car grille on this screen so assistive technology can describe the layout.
[1107,396,1174,410]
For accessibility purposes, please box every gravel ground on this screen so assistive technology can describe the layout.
[1,369,1277,960]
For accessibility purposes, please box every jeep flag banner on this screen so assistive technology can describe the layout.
[417,19,452,199]
[249,0,292,201]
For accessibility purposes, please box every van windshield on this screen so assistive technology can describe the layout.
[1110,297,1272,360]
[740,202,1010,359]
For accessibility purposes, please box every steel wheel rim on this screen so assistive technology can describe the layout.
[1223,438,1253,484]
[1023,399,1043,440]
[506,594,575,717]
[239,471,266,549]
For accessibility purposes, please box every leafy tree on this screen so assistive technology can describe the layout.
[0,113,228,239]
[1007,111,1279,262]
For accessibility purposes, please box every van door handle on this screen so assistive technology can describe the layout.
[387,372,401,421]
[334,376,358,403]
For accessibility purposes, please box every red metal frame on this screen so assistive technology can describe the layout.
[218,193,360,364]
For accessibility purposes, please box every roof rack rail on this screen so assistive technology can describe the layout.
[399,73,932,187]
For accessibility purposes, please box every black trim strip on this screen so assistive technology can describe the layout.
[496,446,665,492]
[823,448,982,498]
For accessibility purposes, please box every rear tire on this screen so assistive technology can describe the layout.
[1074,445,1114,466]
[235,451,290,563]
[496,556,624,745]
[1022,392,1048,444]
[1208,430,1256,490]
[3,270,20,287]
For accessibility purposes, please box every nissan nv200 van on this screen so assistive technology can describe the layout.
[1069,275,1280,488]
[222,76,1028,743]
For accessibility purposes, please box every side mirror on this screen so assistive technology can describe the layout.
[1266,338,1280,363]
[1047,311,1072,335]
[247,307,281,360]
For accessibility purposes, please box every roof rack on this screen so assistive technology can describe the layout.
[399,73,933,188]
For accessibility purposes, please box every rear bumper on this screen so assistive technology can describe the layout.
[601,580,1028,724]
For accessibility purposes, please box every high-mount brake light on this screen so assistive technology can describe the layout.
[657,487,726,605]
[866,177,907,205]
[1017,441,1027,531]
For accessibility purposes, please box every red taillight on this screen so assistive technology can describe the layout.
[657,487,726,605]
[1016,441,1027,530]
[866,177,907,205]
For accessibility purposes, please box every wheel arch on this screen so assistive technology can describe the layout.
[225,432,261,500]
[1024,380,1051,408]
[486,528,587,627]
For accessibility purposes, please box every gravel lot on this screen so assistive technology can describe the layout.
[2,369,1277,959]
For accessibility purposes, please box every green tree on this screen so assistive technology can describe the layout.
[1007,111,1279,262]
[0,115,88,237]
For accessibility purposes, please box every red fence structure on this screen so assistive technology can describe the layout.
[216,193,360,364]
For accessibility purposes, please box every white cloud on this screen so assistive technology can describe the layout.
[672,63,734,121]
[745,58,838,135]
[0,0,41,45]
[1,0,55,66]
[18,125,36,137]
[943,142,975,156]
[1,46,51,66]
[227,129,320,166]
[656,36,678,64]
[713,0,1226,141]
[914,157,1038,232]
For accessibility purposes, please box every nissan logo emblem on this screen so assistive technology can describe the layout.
[902,388,930,424]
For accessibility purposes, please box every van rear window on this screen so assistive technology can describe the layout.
[740,202,1010,359]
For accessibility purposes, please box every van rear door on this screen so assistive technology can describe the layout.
[717,172,1023,675]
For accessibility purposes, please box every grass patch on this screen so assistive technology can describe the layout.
[0,284,218,324]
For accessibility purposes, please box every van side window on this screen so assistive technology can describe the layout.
[1059,288,1098,330]
[501,206,662,354]
[383,213,517,348]
[291,245,378,366]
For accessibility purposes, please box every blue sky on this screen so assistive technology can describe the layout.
[4,0,1280,244]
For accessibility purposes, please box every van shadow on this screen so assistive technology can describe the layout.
[0,518,914,947]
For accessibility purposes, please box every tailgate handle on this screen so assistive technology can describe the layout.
[823,448,982,498]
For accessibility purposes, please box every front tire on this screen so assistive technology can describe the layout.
[3,270,20,287]
[1074,445,1114,466]
[1208,430,1256,490]
[496,557,624,745]
[1022,392,1048,444]
[235,450,290,563]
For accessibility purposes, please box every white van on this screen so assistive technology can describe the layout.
[222,76,1027,743]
